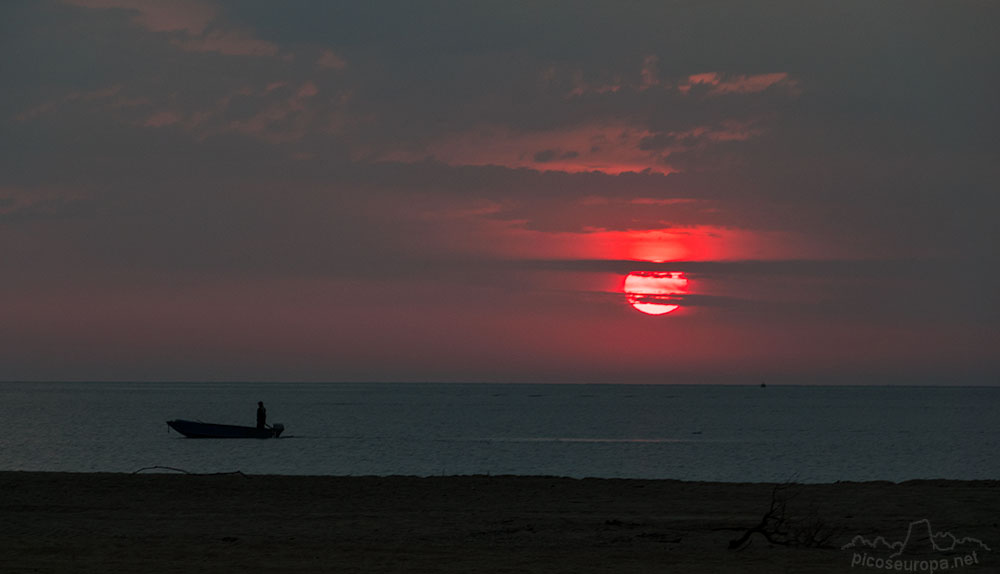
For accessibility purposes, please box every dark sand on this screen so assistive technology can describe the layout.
[1,472,997,573]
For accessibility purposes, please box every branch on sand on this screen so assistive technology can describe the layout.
[728,482,839,550]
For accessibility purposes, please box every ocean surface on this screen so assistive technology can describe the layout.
[1,382,997,483]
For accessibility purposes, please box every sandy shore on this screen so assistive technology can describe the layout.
[1,472,997,573]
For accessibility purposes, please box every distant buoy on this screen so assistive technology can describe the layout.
[760,382,767,388]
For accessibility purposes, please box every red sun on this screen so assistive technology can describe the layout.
[623,271,688,315]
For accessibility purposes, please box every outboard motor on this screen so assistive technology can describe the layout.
[272,423,285,438]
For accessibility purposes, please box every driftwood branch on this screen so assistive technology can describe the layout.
[728,482,838,550]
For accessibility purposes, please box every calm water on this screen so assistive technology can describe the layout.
[1,382,997,482]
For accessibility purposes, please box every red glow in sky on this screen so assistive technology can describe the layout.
[0,2,996,384]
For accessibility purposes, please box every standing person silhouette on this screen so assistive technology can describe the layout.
[256,401,267,429]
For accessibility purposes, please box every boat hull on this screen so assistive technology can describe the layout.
[167,419,284,438]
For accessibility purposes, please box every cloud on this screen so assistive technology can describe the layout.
[62,0,217,34]
[142,109,183,127]
[514,257,1000,327]
[61,0,279,57]
[0,186,98,223]
[213,81,327,143]
[678,72,798,96]
[13,85,134,122]
[640,54,660,90]
[317,49,347,70]
[637,121,760,155]
[174,26,279,57]
[15,74,342,145]
[374,123,679,175]
[513,258,958,279]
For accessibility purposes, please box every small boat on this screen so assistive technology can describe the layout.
[167,419,285,438]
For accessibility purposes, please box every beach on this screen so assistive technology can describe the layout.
[1,472,997,573]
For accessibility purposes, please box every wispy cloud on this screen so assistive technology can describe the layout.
[0,186,98,222]
[376,123,677,175]
[62,0,216,34]
[678,72,799,96]
[373,119,765,176]
[513,258,949,278]
[62,0,279,57]
[174,27,279,57]
[317,49,348,70]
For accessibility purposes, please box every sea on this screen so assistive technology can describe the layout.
[1,382,997,483]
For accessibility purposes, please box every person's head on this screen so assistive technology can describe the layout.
[258,401,264,407]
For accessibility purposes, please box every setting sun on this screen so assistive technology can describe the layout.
[623,271,688,315]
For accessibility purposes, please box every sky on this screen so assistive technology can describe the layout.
[1,1,997,384]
